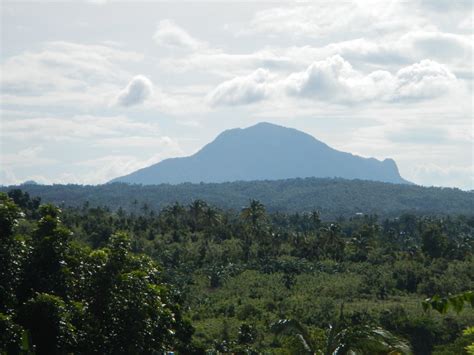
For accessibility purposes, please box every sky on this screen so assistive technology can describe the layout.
[0,0,473,189]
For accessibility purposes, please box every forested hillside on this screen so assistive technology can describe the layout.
[2,190,473,354]
[3,178,472,219]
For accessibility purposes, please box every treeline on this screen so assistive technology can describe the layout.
[3,177,473,219]
[1,189,474,354]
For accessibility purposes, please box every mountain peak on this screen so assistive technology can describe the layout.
[111,122,409,185]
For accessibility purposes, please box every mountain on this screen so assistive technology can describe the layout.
[111,122,410,185]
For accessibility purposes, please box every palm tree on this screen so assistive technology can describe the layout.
[204,206,221,227]
[324,323,412,355]
[189,199,207,232]
[240,200,267,261]
[272,316,412,355]
[240,199,266,231]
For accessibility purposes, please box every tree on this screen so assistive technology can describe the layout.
[241,200,269,261]
[189,199,207,232]
[272,315,412,355]
[17,293,76,355]
[421,224,448,258]
[423,291,474,355]
[241,199,267,231]
[0,196,193,354]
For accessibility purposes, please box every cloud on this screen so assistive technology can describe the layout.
[1,146,57,168]
[1,115,161,142]
[415,0,473,12]
[156,27,470,87]
[72,151,184,185]
[284,55,360,101]
[394,59,457,100]
[208,56,459,106]
[153,20,206,50]
[0,114,184,185]
[159,49,294,78]
[245,2,424,40]
[281,56,402,103]
[458,15,473,31]
[207,68,271,106]
[410,163,473,190]
[0,41,144,109]
[1,41,142,95]
[116,75,153,107]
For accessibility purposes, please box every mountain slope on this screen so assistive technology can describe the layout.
[111,122,409,185]
[3,178,471,219]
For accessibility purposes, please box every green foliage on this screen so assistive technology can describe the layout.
[4,177,473,219]
[0,194,191,354]
[17,293,76,354]
[272,316,412,355]
[432,326,474,355]
[0,312,24,354]
[2,190,474,353]
[423,291,474,314]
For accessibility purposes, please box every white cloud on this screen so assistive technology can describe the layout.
[153,20,206,50]
[156,28,471,88]
[158,48,296,78]
[72,151,184,185]
[1,115,161,142]
[245,2,428,40]
[95,135,180,149]
[208,56,460,106]
[0,41,146,110]
[1,41,142,94]
[207,68,271,106]
[0,114,184,185]
[410,163,473,190]
[116,75,153,107]
[394,59,457,100]
[283,55,362,101]
[458,15,473,31]
[1,146,57,168]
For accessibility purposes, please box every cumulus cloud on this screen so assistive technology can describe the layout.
[207,68,271,106]
[394,60,457,100]
[208,56,459,106]
[153,20,206,50]
[116,75,153,107]
[284,55,359,101]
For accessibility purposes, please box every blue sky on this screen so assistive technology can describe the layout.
[1,0,472,189]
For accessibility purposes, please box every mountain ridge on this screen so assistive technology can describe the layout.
[3,177,471,219]
[111,122,410,185]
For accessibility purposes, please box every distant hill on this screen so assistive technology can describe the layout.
[111,122,410,185]
[3,178,472,219]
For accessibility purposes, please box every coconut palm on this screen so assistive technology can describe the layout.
[240,199,266,230]
[272,317,412,355]
[189,199,208,231]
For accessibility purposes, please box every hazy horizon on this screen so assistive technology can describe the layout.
[1,0,473,189]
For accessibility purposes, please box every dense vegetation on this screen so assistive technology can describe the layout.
[1,189,473,354]
[3,177,473,219]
